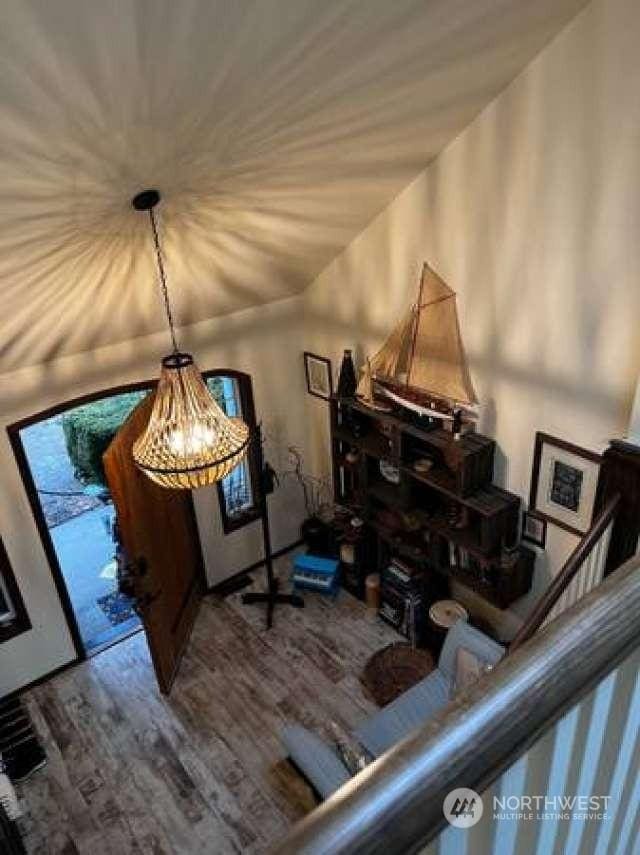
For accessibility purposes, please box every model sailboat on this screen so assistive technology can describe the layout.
[357,263,478,424]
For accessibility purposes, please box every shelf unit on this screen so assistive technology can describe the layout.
[330,396,534,611]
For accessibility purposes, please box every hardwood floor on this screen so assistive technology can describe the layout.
[18,568,401,854]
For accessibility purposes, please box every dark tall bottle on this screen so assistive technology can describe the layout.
[337,349,358,398]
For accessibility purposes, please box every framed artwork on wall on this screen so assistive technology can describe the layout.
[0,536,31,643]
[529,432,601,537]
[521,510,547,548]
[304,352,333,401]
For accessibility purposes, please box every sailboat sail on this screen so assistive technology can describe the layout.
[408,265,478,405]
[369,307,415,380]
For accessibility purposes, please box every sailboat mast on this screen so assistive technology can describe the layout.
[405,267,425,389]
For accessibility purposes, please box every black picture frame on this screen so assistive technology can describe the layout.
[0,537,32,644]
[529,432,601,537]
[304,352,333,401]
[521,511,547,549]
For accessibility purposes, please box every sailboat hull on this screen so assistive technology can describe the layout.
[377,380,478,422]
[356,393,393,412]
[378,384,454,421]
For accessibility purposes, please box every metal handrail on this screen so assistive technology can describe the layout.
[273,554,640,855]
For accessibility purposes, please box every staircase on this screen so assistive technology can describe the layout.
[273,548,640,855]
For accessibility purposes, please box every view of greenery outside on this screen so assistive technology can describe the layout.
[205,376,226,411]
[62,391,147,487]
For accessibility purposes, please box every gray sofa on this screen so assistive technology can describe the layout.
[282,619,505,799]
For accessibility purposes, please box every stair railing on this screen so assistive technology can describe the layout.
[272,551,640,855]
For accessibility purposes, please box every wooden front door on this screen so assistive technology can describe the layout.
[103,393,205,694]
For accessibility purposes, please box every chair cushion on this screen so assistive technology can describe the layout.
[328,721,373,775]
[281,725,352,799]
[354,670,451,757]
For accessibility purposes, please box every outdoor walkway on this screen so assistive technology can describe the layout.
[50,504,138,648]
[19,416,139,650]
[20,416,101,528]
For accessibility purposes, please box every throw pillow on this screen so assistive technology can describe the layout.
[328,721,373,776]
[455,646,494,693]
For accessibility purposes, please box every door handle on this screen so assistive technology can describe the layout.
[117,556,147,597]
[126,556,147,578]
[133,590,160,617]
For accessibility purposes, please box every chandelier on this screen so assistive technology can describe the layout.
[131,189,250,489]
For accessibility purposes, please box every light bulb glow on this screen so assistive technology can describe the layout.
[167,423,217,457]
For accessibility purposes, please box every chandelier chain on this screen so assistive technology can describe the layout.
[149,207,179,353]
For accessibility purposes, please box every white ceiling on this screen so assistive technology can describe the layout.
[0,0,587,373]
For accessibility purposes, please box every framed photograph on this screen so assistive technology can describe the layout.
[0,536,31,643]
[304,352,333,401]
[522,510,547,548]
[530,433,601,537]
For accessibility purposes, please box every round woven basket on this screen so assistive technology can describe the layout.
[361,642,435,707]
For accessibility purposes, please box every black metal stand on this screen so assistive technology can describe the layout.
[241,425,304,628]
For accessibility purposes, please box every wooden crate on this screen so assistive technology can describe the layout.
[413,428,495,496]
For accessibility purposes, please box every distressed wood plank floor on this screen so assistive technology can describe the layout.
[18,569,401,854]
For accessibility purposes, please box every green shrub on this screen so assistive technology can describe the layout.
[62,391,147,486]
[205,376,227,410]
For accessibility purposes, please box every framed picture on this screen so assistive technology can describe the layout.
[522,510,547,548]
[0,536,31,643]
[304,352,333,401]
[529,433,601,537]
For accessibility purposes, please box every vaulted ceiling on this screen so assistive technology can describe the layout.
[0,0,587,373]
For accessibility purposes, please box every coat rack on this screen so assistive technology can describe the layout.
[241,424,304,628]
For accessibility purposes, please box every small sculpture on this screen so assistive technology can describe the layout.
[337,349,358,398]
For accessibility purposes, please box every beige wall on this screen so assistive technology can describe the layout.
[0,295,309,695]
[629,381,640,444]
[303,0,640,634]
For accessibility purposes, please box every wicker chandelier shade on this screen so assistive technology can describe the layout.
[133,352,250,489]
[131,190,250,489]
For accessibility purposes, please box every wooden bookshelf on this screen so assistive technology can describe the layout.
[330,396,533,610]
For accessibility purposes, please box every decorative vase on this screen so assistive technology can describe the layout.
[337,349,358,398]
